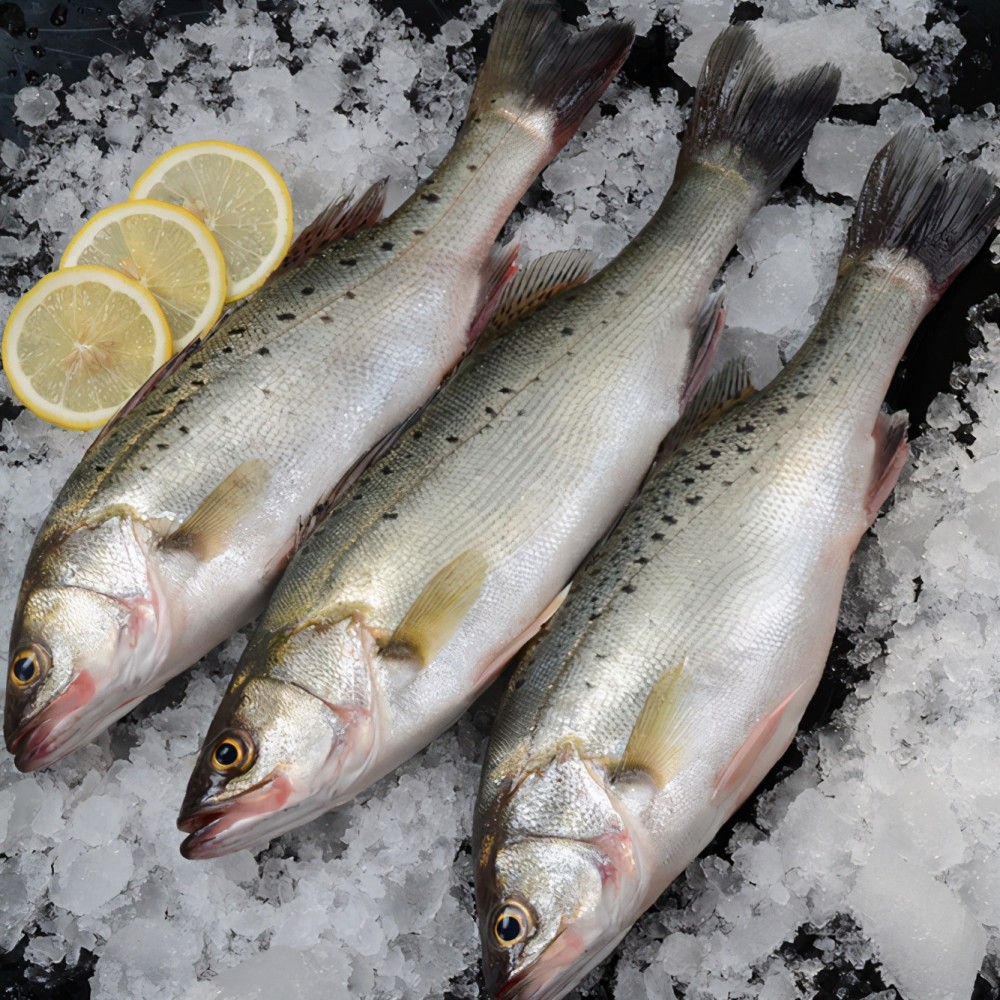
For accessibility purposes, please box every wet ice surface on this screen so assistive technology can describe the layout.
[0,0,998,997]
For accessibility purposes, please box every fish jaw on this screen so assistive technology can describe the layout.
[177,670,380,859]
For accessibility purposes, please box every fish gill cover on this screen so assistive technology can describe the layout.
[0,0,999,998]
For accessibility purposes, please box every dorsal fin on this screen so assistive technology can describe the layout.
[680,287,727,409]
[660,357,756,456]
[381,550,489,668]
[161,459,270,561]
[276,178,390,275]
[614,659,693,788]
[467,239,520,346]
[484,248,596,338]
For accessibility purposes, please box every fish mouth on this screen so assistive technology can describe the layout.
[178,773,298,860]
[5,670,99,772]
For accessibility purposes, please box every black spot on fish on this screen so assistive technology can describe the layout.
[829,376,839,386]
[222,346,233,354]
[661,514,677,525]
[140,465,150,472]
[446,435,459,443]
[709,448,721,458]
[561,327,573,337]
[682,476,695,485]
[736,421,755,433]
[421,192,440,202]
[301,286,315,295]
[382,511,398,520]
[816,336,828,346]
[230,326,247,335]
[190,361,204,370]
[412,430,423,440]
[795,391,809,400]
[615,290,626,298]
[622,584,636,594]
[737,444,751,454]
[722,479,733,487]
[634,556,649,565]
[94,465,105,473]
[156,443,169,450]
[192,380,205,388]
[345,291,356,299]
[381,241,394,251]
[338,259,357,267]
[179,426,189,434]
[776,405,788,415]
[413,229,425,236]
[277,312,295,321]
[485,406,496,416]
[148,408,165,416]
[258,347,270,356]
[466,163,478,172]
[651,532,664,541]
[320,314,333,323]
[499,387,513,394]
[696,461,713,471]
[516,409,526,417]
[381,466,392,475]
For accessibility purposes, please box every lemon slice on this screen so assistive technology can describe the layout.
[131,141,293,302]
[2,265,172,430]
[61,200,227,350]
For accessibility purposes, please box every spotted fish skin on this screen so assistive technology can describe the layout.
[175,26,840,861]
[3,0,636,772]
[474,128,1000,1000]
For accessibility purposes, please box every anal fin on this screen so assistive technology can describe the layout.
[162,459,270,561]
[866,408,909,522]
[614,660,692,789]
[680,288,727,409]
[381,550,488,668]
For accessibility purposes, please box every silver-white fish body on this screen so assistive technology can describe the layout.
[474,129,1000,1000]
[5,0,635,771]
[176,26,841,859]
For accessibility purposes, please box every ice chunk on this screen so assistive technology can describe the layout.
[14,86,60,126]
[51,843,135,915]
[849,845,987,1000]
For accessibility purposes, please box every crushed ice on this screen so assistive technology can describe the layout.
[0,0,998,997]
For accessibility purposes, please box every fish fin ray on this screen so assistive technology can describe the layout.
[677,25,840,200]
[661,356,756,457]
[468,239,520,345]
[276,178,389,275]
[469,0,634,152]
[482,249,596,344]
[162,459,270,561]
[865,408,909,522]
[614,659,692,788]
[710,682,809,809]
[842,126,1000,294]
[680,287,727,410]
[382,550,489,668]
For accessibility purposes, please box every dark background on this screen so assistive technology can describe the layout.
[1,0,999,997]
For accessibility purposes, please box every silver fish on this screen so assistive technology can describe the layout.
[175,26,839,860]
[473,127,1000,1000]
[3,0,635,772]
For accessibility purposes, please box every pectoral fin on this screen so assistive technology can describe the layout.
[614,659,692,788]
[163,459,270,561]
[381,550,488,668]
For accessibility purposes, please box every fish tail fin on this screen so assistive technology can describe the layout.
[469,0,635,153]
[676,24,840,201]
[841,125,1000,297]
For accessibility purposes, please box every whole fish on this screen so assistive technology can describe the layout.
[176,27,839,859]
[473,127,1000,1000]
[3,0,635,771]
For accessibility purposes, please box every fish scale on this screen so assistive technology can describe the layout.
[5,0,637,771]
[176,25,842,861]
[474,127,1000,1000]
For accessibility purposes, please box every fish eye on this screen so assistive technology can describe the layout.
[493,901,532,948]
[9,645,49,689]
[210,732,254,774]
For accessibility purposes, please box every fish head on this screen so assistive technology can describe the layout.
[178,614,379,858]
[475,739,646,999]
[5,519,161,771]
